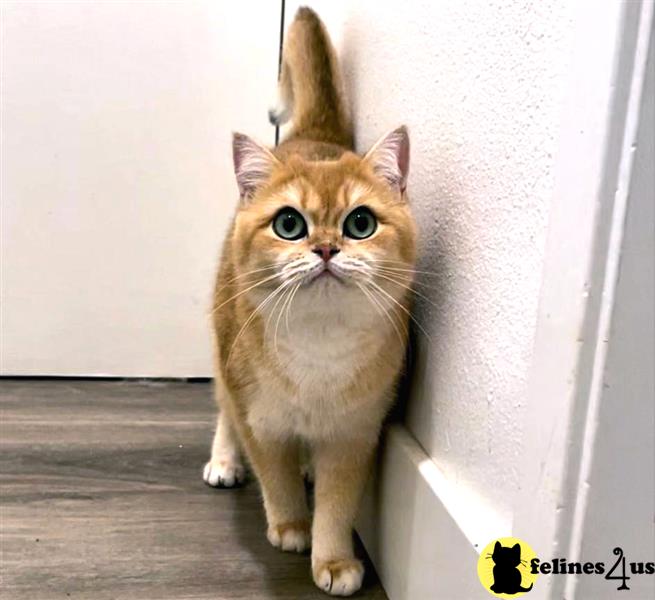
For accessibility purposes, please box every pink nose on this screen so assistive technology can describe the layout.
[312,244,340,262]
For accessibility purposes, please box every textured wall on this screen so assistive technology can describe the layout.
[286,0,576,524]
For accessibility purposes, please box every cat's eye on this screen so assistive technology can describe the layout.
[343,207,377,240]
[272,207,308,241]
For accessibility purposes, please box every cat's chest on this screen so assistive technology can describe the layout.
[281,322,371,388]
[284,347,356,391]
[248,338,372,439]
[248,311,384,439]
[248,391,350,440]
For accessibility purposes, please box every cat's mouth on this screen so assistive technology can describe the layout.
[305,265,344,285]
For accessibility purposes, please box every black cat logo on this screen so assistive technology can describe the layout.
[489,541,533,594]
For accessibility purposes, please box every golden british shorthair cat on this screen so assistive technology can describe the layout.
[203,7,416,596]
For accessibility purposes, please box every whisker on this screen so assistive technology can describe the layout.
[356,283,402,345]
[212,261,309,317]
[264,277,294,337]
[370,285,411,339]
[374,268,436,289]
[265,278,293,349]
[368,261,440,277]
[212,271,282,316]
[355,282,386,321]
[284,282,302,335]
[216,263,280,291]
[367,259,414,264]
[373,271,438,307]
[225,279,295,366]
[368,280,431,341]
[274,282,298,356]
[357,282,407,346]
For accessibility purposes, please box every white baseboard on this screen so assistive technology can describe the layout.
[357,425,508,600]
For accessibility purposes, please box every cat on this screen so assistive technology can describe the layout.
[202,7,416,596]
[490,541,534,594]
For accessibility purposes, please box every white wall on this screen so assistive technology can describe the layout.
[573,26,654,598]
[514,2,654,598]
[1,1,279,376]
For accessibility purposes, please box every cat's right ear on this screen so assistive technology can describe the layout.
[232,133,279,201]
[494,541,501,552]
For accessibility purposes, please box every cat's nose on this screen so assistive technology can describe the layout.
[312,244,340,262]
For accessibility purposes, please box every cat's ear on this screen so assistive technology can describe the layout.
[494,541,501,552]
[512,544,521,554]
[232,133,280,200]
[364,125,410,193]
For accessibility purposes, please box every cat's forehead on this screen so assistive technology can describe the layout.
[277,166,373,219]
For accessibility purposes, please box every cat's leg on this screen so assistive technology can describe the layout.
[203,383,246,487]
[239,428,311,553]
[310,437,376,596]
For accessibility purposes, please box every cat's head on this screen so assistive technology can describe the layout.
[229,127,417,320]
[492,542,522,567]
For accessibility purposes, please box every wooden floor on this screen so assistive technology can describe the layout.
[0,380,387,600]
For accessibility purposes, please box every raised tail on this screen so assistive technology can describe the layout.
[269,7,353,149]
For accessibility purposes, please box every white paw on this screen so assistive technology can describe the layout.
[267,521,311,553]
[202,458,245,488]
[313,559,364,597]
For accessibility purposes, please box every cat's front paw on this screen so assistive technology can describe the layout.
[312,558,364,596]
[267,520,311,553]
[202,458,245,488]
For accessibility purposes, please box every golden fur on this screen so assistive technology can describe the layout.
[203,7,416,596]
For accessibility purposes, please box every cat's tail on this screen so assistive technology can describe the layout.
[269,7,353,148]
[519,584,534,592]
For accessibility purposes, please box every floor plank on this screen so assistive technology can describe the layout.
[0,380,387,600]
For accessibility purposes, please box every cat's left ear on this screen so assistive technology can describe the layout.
[364,125,410,194]
[512,544,521,554]
[232,132,280,201]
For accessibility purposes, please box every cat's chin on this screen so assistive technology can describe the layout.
[302,270,346,288]
[314,271,343,284]
[292,277,370,312]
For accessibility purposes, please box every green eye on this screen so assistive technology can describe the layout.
[272,207,307,240]
[344,207,377,239]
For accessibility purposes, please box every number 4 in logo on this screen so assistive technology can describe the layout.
[606,547,631,591]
